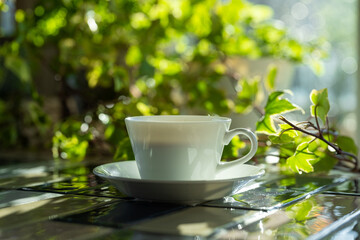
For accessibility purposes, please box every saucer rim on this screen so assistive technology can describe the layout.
[93,161,265,184]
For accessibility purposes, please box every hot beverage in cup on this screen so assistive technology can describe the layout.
[125,115,257,181]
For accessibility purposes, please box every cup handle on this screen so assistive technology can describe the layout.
[217,128,258,171]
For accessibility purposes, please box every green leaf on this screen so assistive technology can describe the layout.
[310,88,330,125]
[265,64,277,91]
[269,134,294,144]
[265,96,298,115]
[136,102,153,115]
[87,61,103,88]
[256,91,302,134]
[248,5,273,23]
[309,58,324,76]
[279,124,298,137]
[188,3,211,37]
[51,119,93,161]
[235,77,259,114]
[114,137,134,161]
[125,45,142,66]
[130,12,151,29]
[308,138,328,153]
[216,0,244,24]
[286,142,316,173]
[15,9,25,22]
[269,125,298,144]
[52,131,90,161]
[312,155,338,172]
[256,115,277,134]
[113,66,128,92]
[336,136,358,155]
[304,138,337,172]
[148,57,182,75]
[222,135,246,159]
[5,55,31,82]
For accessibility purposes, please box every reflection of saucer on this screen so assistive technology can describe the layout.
[93,161,264,205]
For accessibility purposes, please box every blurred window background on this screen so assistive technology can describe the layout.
[254,0,358,139]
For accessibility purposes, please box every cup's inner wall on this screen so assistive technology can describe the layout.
[125,115,231,123]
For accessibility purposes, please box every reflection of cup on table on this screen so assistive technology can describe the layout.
[125,115,258,181]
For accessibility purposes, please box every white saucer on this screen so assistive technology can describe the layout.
[93,161,264,205]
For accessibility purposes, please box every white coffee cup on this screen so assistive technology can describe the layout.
[125,115,258,181]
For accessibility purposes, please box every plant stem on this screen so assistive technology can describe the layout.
[314,106,323,138]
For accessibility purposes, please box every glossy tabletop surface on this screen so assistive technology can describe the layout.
[1,154,360,240]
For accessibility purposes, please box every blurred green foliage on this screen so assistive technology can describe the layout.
[0,0,328,163]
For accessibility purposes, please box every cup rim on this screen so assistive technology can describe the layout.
[125,115,231,123]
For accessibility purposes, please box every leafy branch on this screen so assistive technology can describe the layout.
[255,88,358,173]
[279,115,358,171]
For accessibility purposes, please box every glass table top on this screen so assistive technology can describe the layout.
[1,157,360,240]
